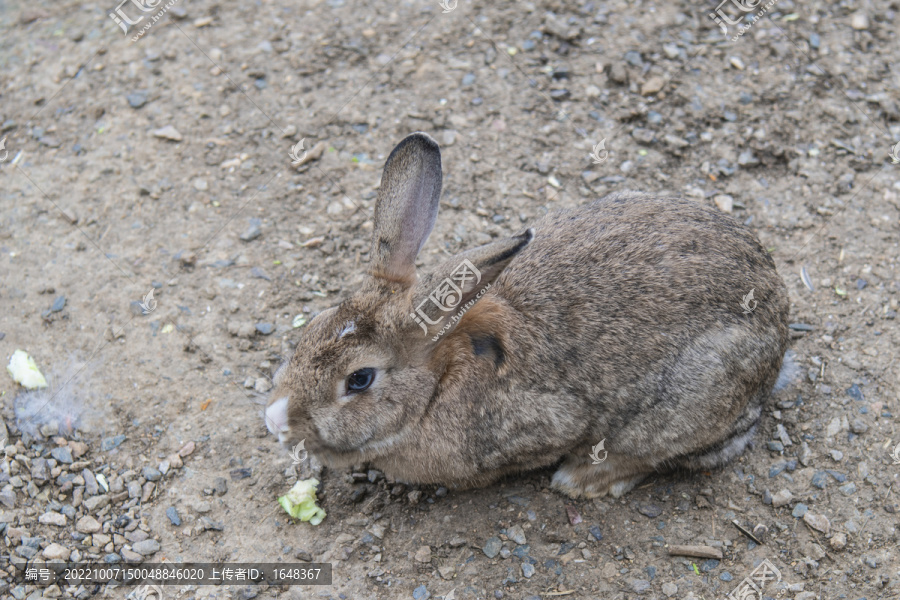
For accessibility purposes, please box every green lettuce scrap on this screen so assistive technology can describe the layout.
[7,350,48,390]
[278,478,326,525]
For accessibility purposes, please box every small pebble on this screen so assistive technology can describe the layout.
[76,515,102,534]
[101,435,126,451]
[132,539,161,556]
[811,471,828,489]
[522,563,535,578]
[771,489,793,508]
[839,482,857,496]
[792,503,808,518]
[152,125,183,142]
[829,531,847,550]
[850,12,869,30]
[50,296,67,312]
[166,507,182,526]
[240,220,262,242]
[255,323,275,335]
[846,384,863,401]
[50,446,73,464]
[507,525,527,545]
[142,467,162,482]
[39,512,67,526]
[483,536,502,559]
[803,512,830,534]
[127,91,148,108]
[414,545,432,563]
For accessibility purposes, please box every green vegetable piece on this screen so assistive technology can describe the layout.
[278,478,326,525]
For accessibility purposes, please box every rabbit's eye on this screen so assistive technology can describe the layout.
[347,368,375,393]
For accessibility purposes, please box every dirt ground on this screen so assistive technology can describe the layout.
[1,0,899,598]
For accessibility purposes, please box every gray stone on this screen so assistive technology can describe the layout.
[39,512,67,526]
[166,507,181,526]
[131,539,160,556]
[803,512,830,534]
[83,495,110,512]
[76,515,101,533]
[255,323,274,335]
[101,435,126,451]
[127,481,143,499]
[483,536,502,558]
[16,545,39,559]
[83,469,99,496]
[31,459,50,482]
[839,482,857,496]
[213,477,228,496]
[127,91,148,108]
[240,221,262,242]
[0,489,16,508]
[771,489,793,508]
[638,503,662,518]
[50,447,73,464]
[142,467,162,482]
[121,548,144,563]
[507,525,526,545]
[522,563,535,578]
[199,517,224,531]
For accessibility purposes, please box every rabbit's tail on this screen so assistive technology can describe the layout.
[773,349,800,392]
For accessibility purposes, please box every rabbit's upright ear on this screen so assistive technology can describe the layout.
[370,133,443,285]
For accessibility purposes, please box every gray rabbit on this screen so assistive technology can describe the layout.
[265,132,791,498]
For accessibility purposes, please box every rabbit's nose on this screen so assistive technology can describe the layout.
[265,396,290,441]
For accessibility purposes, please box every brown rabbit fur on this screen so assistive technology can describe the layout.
[265,132,791,499]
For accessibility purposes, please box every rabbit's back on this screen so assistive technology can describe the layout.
[496,192,787,342]
[485,192,789,461]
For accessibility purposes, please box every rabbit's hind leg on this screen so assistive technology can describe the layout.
[675,397,763,471]
[551,453,651,499]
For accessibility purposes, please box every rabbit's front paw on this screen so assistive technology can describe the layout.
[551,454,649,499]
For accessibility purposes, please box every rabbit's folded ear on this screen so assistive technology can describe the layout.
[370,132,443,285]
[410,229,534,338]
